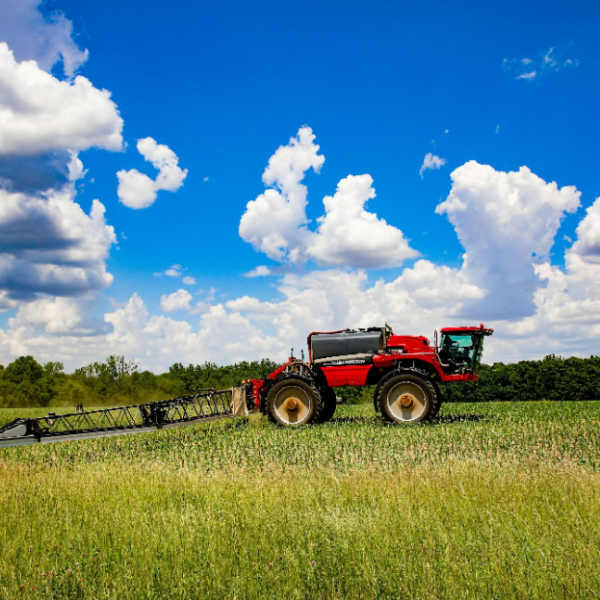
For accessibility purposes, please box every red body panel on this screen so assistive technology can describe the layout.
[386,334,431,351]
[320,365,371,387]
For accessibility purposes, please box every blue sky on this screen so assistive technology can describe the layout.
[0,0,598,370]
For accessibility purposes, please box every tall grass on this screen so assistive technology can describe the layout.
[1,401,600,599]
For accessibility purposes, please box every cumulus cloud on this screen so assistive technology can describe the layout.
[240,127,418,269]
[160,289,192,312]
[117,137,187,209]
[436,161,580,319]
[0,43,123,157]
[569,197,600,262]
[0,10,123,308]
[308,174,419,268]
[0,266,505,370]
[12,296,111,335]
[0,151,73,193]
[0,185,116,300]
[14,293,280,370]
[419,153,447,178]
[494,217,600,358]
[0,0,88,77]
[239,126,324,262]
[182,276,197,285]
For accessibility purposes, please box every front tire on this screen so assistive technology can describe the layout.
[377,372,438,423]
[265,376,320,426]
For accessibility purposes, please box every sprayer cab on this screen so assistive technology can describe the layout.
[437,325,494,375]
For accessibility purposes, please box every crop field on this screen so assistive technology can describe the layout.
[1,401,600,599]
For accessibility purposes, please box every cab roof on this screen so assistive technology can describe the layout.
[440,324,494,335]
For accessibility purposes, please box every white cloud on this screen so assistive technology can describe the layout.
[12,296,110,335]
[239,126,324,262]
[419,153,447,178]
[160,264,196,285]
[307,174,419,268]
[0,43,123,156]
[240,126,418,269]
[15,297,84,334]
[117,137,187,209]
[503,46,578,80]
[3,207,600,371]
[0,14,123,308]
[436,161,580,319]
[160,289,192,312]
[165,264,182,278]
[569,197,600,263]
[0,265,490,370]
[0,4,184,324]
[0,112,596,371]
[0,0,88,77]
[245,265,272,277]
[517,71,537,80]
[0,184,116,300]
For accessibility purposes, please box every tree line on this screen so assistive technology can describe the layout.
[0,355,279,408]
[0,353,598,408]
[442,355,600,403]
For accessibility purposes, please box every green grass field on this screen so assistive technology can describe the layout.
[1,401,600,599]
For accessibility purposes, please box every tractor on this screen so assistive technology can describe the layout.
[246,324,493,425]
[0,324,493,448]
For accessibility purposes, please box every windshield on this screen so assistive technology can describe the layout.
[438,332,483,372]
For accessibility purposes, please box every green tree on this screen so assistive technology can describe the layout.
[0,356,53,407]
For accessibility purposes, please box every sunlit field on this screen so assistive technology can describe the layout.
[1,402,600,599]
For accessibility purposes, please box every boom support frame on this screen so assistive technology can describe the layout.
[0,388,247,448]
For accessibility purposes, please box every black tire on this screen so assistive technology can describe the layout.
[264,375,321,426]
[376,371,439,424]
[316,387,337,423]
[430,380,443,420]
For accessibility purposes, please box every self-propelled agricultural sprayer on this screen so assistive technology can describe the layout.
[0,324,492,447]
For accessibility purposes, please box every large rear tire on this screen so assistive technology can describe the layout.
[265,376,320,426]
[376,372,438,424]
[317,387,337,423]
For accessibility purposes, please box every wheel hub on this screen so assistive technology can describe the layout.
[272,384,313,425]
[399,393,415,409]
[386,380,428,422]
[285,397,300,412]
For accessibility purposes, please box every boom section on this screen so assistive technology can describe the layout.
[0,388,246,448]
